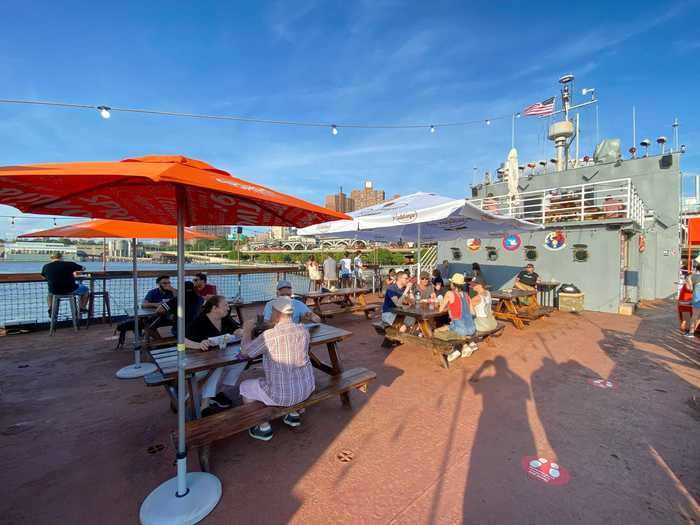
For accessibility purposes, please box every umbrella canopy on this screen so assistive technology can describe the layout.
[298,192,541,242]
[0,155,351,524]
[18,218,218,240]
[0,155,347,226]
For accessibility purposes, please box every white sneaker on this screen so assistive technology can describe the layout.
[461,343,478,358]
[684,332,696,338]
[447,349,461,362]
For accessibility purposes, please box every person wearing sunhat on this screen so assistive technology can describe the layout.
[436,273,477,362]
[240,296,315,441]
[263,280,321,324]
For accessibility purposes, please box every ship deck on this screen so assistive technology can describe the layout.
[1,300,698,524]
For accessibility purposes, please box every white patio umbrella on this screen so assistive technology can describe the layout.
[299,192,542,274]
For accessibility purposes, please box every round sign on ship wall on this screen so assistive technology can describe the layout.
[467,238,482,251]
[502,234,522,251]
[544,230,566,251]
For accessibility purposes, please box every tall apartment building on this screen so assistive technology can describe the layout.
[351,181,385,210]
[324,188,354,213]
[324,181,386,213]
[190,225,231,238]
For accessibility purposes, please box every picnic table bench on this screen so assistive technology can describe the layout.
[372,304,505,369]
[296,287,380,320]
[491,289,554,329]
[148,323,375,471]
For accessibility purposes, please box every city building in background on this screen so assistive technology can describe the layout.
[324,187,354,213]
[270,226,291,240]
[190,225,231,238]
[324,181,387,212]
[351,181,385,210]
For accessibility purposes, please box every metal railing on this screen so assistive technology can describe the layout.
[469,177,648,226]
[0,266,308,328]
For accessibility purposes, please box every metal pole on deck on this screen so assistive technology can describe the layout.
[417,223,422,277]
[140,187,221,525]
[116,238,156,379]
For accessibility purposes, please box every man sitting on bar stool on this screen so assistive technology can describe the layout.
[41,252,90,317]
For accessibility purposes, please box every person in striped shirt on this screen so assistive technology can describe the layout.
[240,296,315,441]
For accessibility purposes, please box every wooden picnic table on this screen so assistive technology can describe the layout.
[391,302,446,338]
[296,287,378,319]
[491,288,552,329]
[149,322,353,419]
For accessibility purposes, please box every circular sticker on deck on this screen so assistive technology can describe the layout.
[588,378,616,390]
[502,234,522,251]
[521,456,570,486]
[544,230,566,251]
[467,238,482,251]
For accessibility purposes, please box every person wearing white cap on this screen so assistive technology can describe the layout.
[240,296,315,441]
[263,280,321,324]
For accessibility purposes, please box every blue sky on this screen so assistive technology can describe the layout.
[1,0,699,238]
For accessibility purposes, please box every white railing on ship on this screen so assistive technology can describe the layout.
[469,177,647,226]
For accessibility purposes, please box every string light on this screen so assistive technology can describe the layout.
[0,97,515,132]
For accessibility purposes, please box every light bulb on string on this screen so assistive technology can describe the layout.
[331,125,338,136]
[53,217,57,226]
[97,106,111,119]
[11,217,15,225]
[430,125,436,134]
[485,119,491,126]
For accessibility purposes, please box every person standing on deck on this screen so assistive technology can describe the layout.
[686,264,700,338]
[323,254,338,289]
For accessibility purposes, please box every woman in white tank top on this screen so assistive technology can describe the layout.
[470,280,498,332]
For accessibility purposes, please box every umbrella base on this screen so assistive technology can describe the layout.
[116,362,157,379]
[140,472,222,525]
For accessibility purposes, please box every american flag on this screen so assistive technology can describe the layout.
[523,97,555,117]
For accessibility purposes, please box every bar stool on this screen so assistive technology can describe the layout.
[49,294,79,336]
[86,290,112,328]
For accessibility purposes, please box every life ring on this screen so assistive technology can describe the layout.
[639,235,646,252]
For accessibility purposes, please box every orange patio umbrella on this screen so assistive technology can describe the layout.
[0,155,349,525]
[19,218,221,241]
[20,219,219,380]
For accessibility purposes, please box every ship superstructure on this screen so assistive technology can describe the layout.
[438,74,683,313]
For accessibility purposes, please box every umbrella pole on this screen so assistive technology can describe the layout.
[139,187,221,524]
[116,238,156,379]
[417,223,422,277]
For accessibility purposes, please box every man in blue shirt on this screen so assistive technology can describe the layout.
[382,271,415,332]
[143,275,177,308]
[263,280,321,324]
